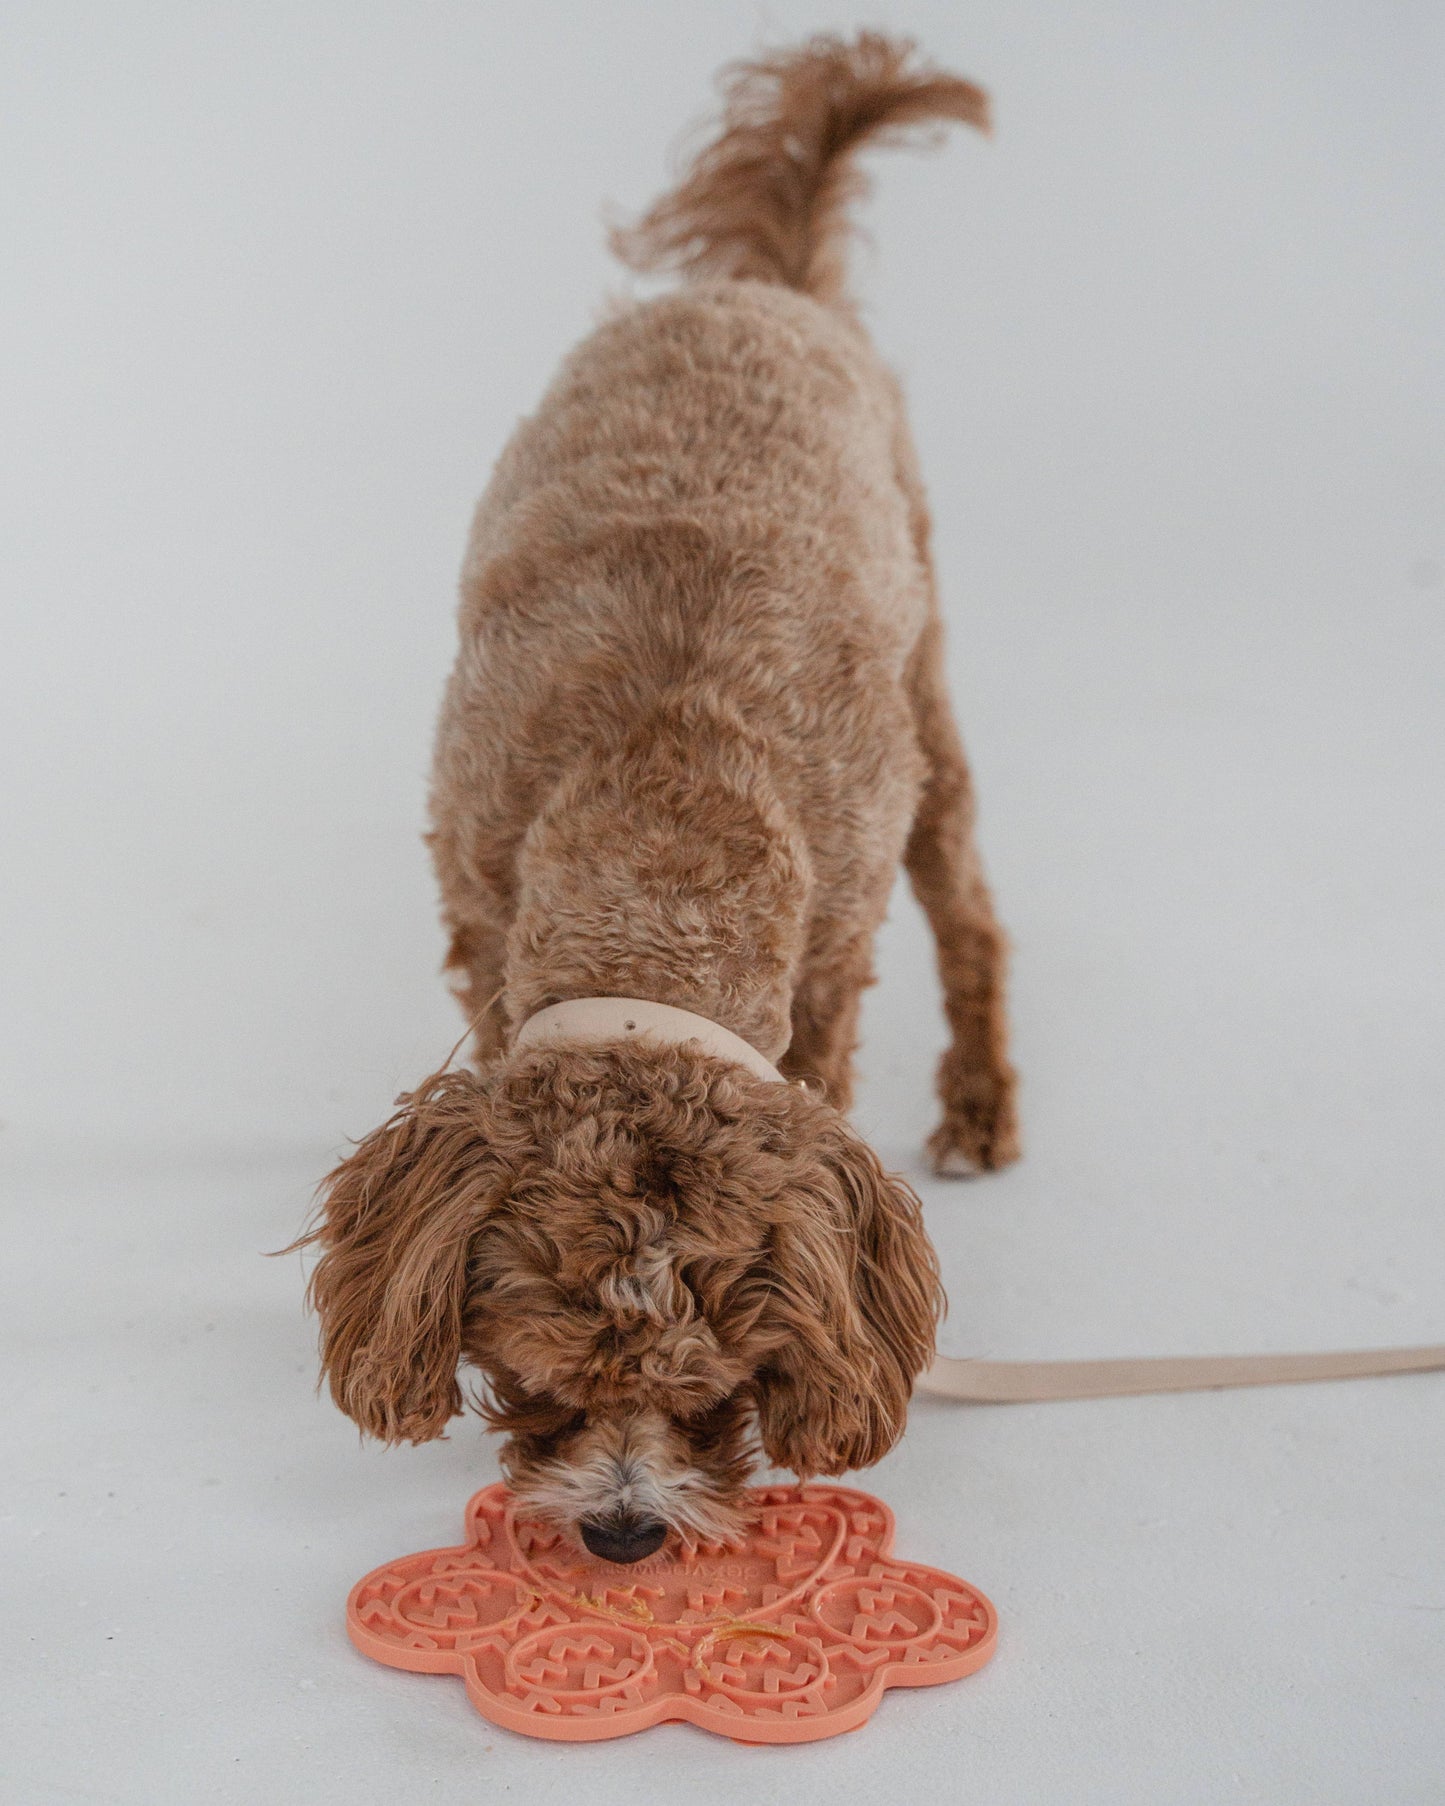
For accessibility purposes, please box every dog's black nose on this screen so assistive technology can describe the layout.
[579,1514,669,1564]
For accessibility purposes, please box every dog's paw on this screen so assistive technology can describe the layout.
[926,1104,1020,1179]
[932,1140,986,1178]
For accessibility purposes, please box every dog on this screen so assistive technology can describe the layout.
[305,32,1018,1565]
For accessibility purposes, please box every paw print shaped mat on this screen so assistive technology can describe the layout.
[347,1482,996,1743]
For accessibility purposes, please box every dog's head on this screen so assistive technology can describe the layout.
[307,1041,941,1561]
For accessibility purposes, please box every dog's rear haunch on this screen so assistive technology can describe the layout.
[304,33,1017,1559]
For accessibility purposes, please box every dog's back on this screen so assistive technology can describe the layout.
[431,34,1000,1080]
[462,280,921,716]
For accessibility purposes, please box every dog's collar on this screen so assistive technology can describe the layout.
[512,996,786,1085]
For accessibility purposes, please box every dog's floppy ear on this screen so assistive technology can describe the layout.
[304,1069,502,1444]
[753,1110,943,1479]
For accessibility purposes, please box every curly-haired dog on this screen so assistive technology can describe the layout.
[307,33,1018,1565]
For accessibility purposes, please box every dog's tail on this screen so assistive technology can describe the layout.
[610,32,989,307]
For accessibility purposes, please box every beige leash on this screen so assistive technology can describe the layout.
[917,1344,1445,1403]
[514,998,1444,1407]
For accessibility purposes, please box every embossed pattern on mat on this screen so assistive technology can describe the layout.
[348,1483,996,1743]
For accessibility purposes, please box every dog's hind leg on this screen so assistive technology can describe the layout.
[903,612,1020,1176]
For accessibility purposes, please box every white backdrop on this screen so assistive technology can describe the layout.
[5,0,1442,1154]
[3,5,1443,1803]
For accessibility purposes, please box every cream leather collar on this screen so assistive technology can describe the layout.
[513,996,786,1085]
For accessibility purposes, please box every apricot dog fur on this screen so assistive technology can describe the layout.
[306,32,1018,1560]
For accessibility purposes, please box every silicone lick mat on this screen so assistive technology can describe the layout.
[347,1482,997,1744]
